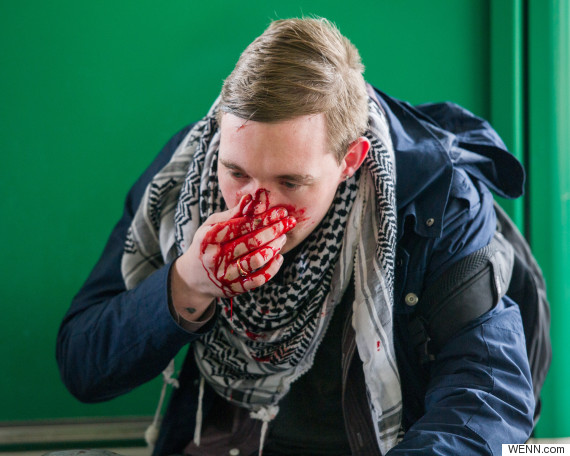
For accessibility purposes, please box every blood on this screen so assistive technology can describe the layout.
[377,341,381,351]
[252,354,272,363]
[281,204,309,224]
[243,188,269,216]
[238,193,253,214]
[245,330,262,340]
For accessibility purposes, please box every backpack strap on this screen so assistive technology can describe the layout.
[494,202,551,424]
[409,231,515,365]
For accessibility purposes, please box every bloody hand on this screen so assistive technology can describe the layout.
[199,189,296,296]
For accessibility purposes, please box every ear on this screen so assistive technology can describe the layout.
[341,137,370,179]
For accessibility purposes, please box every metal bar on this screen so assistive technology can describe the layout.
[490,0,525,229]
[528,0,570,438]
[0,417,150,447]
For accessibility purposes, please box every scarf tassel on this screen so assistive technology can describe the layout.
[250,405,279,456]
[193,375,206,446]
[145,359,179,448]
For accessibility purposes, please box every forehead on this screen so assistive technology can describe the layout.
[219,113,329,159]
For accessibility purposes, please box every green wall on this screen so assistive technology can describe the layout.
[0,0,520,424]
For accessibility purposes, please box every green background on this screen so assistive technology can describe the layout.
[1,0,568,438]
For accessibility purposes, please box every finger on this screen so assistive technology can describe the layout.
[202,194,253,227]
[220,234,286,281]
[226,280,246,295]
[200,243,222,267]
[240,254,285,292]
[198,253,228,295]
[209,207,289,244]
[235,194,253,218]
[251,189,270,215]
[241,188,270,216]
[223,216,296,260]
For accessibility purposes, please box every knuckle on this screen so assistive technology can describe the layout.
[214,225,230,243]
[249,255,263,270]
[233,242,248,258]
[252,276,266,287]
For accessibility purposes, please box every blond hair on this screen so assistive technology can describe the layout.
[218,17,369,163]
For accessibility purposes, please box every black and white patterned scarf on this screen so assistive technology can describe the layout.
[122,96,402,454]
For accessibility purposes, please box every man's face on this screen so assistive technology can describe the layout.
[218,113,348,254]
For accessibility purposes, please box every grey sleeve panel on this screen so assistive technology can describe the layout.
[414,232,514,353]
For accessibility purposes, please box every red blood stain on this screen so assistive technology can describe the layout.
[243,188,269,216]
[237,193,253,214]
[245,330,262,340]
[377,341,381,351]
[253,354,272,363]
[281,204,309,224]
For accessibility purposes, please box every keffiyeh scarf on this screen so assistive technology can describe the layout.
[121,97,402,454]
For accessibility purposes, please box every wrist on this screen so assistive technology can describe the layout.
[169,258,215,321]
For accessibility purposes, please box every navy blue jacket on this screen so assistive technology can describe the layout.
[57,88,534,455]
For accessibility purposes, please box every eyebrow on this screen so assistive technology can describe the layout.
[219,159,316,184]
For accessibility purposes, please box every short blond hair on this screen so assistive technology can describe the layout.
[218,17,369,163]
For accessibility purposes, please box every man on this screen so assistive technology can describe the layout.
[57,17,534,455]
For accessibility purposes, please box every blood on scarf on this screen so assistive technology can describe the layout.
[245,330,263,340]
[252,354,272,363]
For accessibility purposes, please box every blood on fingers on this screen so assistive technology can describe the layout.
[199,188,296,297]
[238,193,253,214]
[202,206,288,247]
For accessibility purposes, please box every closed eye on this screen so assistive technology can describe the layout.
[281,181,300,190]
[230,171,248,179]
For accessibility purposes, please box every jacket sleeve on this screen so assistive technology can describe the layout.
[389,174,535,455]
[56,125,214,403]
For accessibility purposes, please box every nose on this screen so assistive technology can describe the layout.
[242,180,262,197]
[242,182,285,210]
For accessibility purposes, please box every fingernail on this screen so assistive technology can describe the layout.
[239,194,252,212]
[276,254,284,264]
[242,201,253,216]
